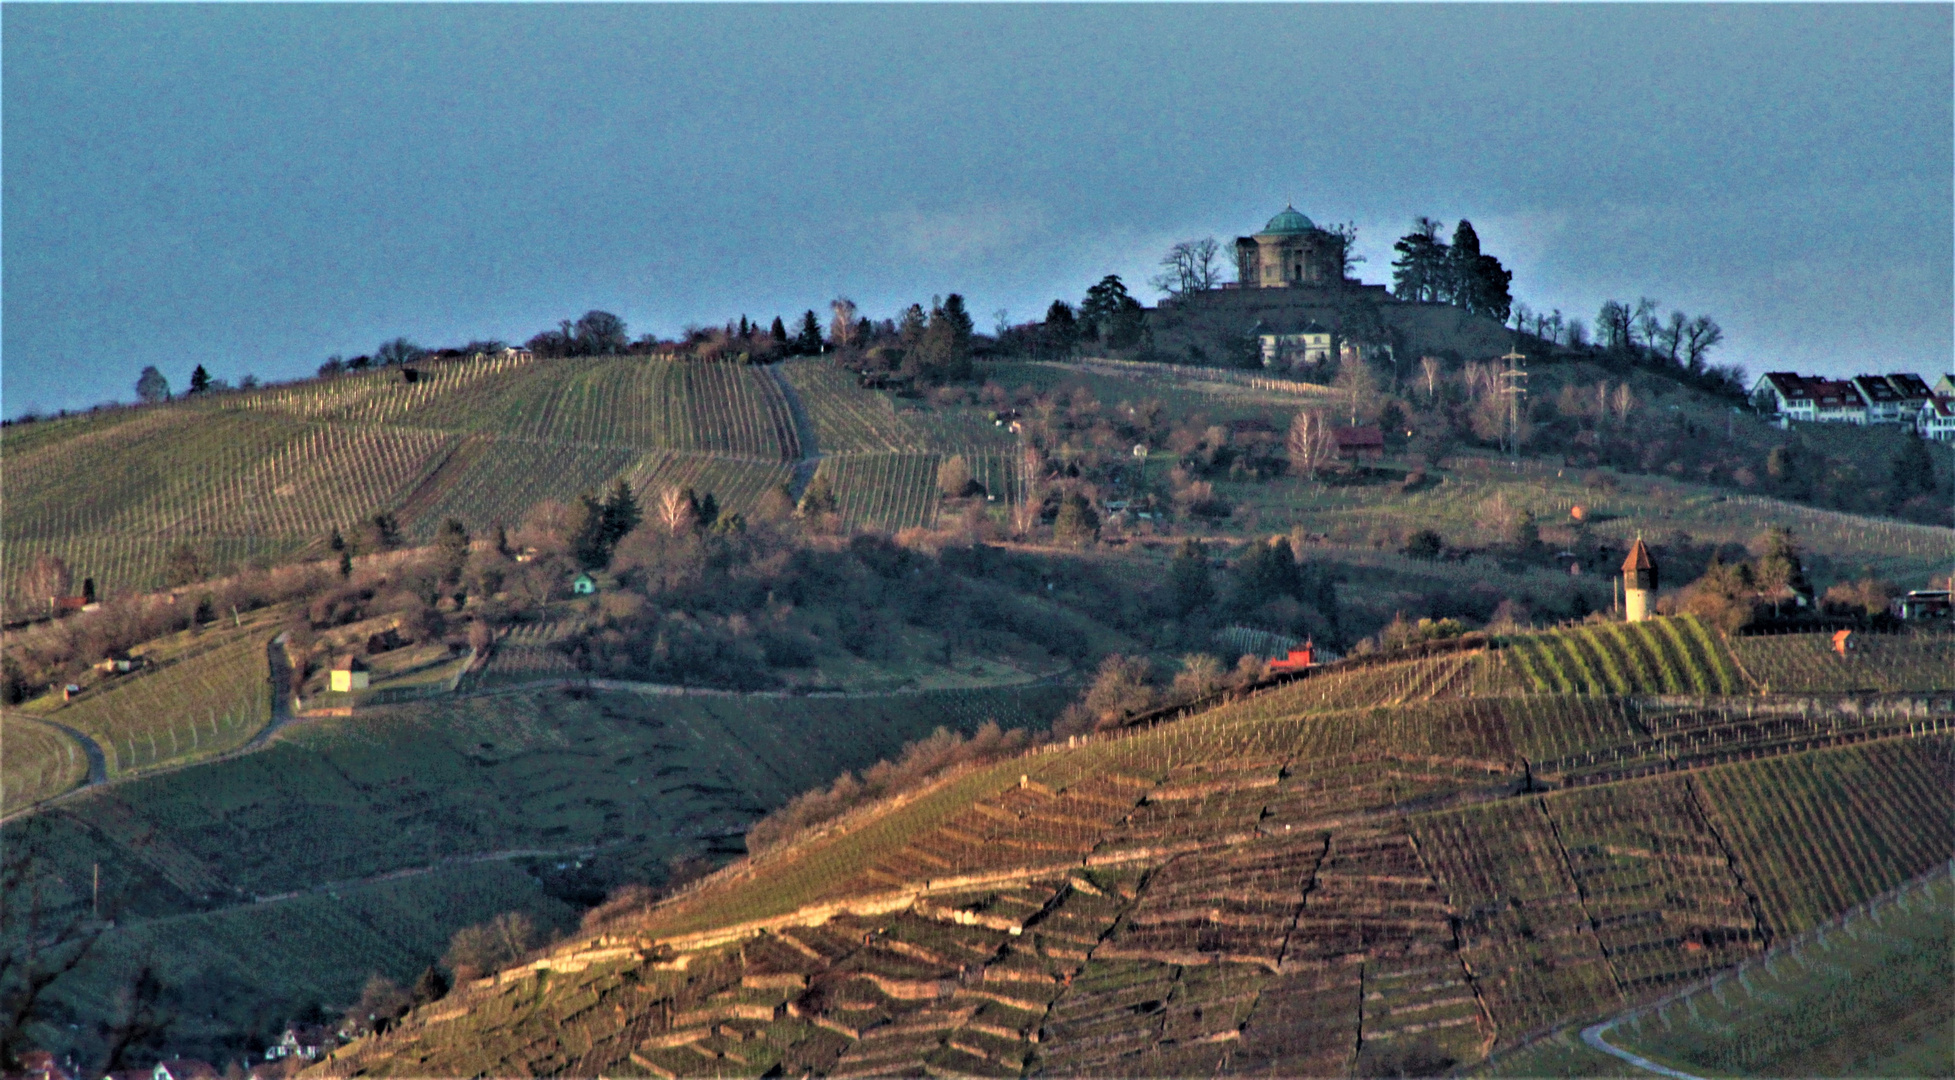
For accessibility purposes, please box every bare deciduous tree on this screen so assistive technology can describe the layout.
[936,454,972,498]
[1612,382,1636,425]
[1287,410,1336,482]
[1420,356,1443,401]
[828,298,860,350]
[1332,362,1380,424]
[17,555,72,606]
[1658,310,1688,364]
[658,487,697,534]
[1148,238,1223,298]
[1681,315,1724,371]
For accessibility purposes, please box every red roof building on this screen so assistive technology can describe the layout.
[1267,641,1315,673]
[1332,425,1385,461]
[1751,372,1868,426]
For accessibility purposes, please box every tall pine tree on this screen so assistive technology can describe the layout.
[795,310,824,355]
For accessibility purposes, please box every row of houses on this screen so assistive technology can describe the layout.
[1750,372,1955,441]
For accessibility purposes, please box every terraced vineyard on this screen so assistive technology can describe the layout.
[29,631,272,776]
[312,649,1954,1078]
[0,715,90,815]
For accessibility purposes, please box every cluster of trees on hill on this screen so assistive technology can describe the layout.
[1390,217,1514,322]
[994,275,1149,360]
[1668,526,1940,632]
[824,294,978,383]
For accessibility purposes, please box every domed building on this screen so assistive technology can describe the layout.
[1234,205,1345,288]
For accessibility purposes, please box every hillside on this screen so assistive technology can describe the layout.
[303,623,1954,1078]
[8,348,1949,612]
[3,680,1076,1064]
[4,348,1951,1070]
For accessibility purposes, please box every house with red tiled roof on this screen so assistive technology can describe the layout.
[1750,372,1867,427]
[1332,425,1385,462]
[1848,373,1934,425]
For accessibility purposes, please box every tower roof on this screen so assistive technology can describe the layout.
[1259,205,1316,235]
[1622,538,1655,573]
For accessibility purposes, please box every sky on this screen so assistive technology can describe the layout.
[4,4,1950,416]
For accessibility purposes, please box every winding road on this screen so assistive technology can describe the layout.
[1580,1021,1706,1080]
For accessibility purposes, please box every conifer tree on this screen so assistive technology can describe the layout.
[601,479,642,547]
[188,364,212,394]
[796,310,824,355]
[571,493,610,569]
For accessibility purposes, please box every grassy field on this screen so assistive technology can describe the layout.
[1609,866,1953,1077]
[3,681,1075,1064]
[0,715,90,815]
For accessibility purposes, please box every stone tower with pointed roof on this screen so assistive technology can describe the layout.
[1235,205,1345,288]
[1622,538,1657,623]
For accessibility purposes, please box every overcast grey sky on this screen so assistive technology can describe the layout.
[4,4,1949,415]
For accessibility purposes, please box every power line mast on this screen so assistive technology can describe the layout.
[1498,348,1528,468]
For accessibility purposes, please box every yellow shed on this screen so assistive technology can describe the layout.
[330,655,371,692]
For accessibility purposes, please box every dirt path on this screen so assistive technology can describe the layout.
[762,362,822,499]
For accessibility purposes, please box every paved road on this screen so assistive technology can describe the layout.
[240,631,295,752]
[29,714,108,787]
[1580,1021,1707,1080]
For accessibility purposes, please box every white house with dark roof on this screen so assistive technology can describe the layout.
[1918,395,1955,443]
[1848,373,1934,425]
[1751,372,1867,426]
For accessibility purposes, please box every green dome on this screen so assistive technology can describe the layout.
[1260,205,1316,235]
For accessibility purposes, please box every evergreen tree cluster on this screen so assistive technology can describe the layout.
[1390,218,1513,322]
[997,275,1147,360]
[572,480,643,569]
